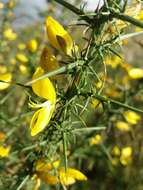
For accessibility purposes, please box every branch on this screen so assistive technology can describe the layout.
[26,60,84,86]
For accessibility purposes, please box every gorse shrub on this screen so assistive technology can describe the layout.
[0,0,143,189]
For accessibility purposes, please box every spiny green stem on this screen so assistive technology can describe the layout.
[72,126,106,133]
[111,11,143,28]
[81,92,143,114]
[94,94,143,114]
[26,60,84,86]
[63,132,68,171]
[52,0,91,23]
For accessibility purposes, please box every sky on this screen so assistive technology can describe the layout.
[3,0,104,27]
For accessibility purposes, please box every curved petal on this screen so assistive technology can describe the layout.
[40,47,59,75]
[32,67,56,103]
[0,73,12,90]
[45,16,73,55]
[30,103,54,136]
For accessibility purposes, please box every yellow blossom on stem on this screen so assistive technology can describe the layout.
[111,146,121,156]
[0,145,11,157]
[115,121,130,132]
[3,28,17,41]
[0,73,12,90]
[16,53,28,63]
[32,67,56,103]
[124,110,141,125]
[120,146,132,166]
[17,43,26,50]
[127,68,143,79]
[45,16,73,56]
[89,134,102,145]
[58,167,87,185]
[40,46,59,75]
[27,39,38,53]
[30,67,56,136]
[33,159,87,187]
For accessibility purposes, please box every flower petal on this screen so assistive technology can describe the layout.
[32,67,56,103]
[30,103,54,136]
[0,73,12,90]
[45,16,73,55]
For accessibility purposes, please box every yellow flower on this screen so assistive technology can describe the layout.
[3,28,17,41]
[58,167,87,185]
[0,145,11,157]
[30,101,55,136]
[35,159,60,172]
[0,73,12,90]
[30,67,56,136]
[32,67,56,103]
[127,68,143,79]
[40,47,59,75]
[7,0,16,8]
[111,146,120,156]
[10,58,16,65]
[91,99,102,109]
[17,43,26,50]
[124,110,141,125]
[120,146,132,166]
[27,39,38,53]
[0,65,7,74]
[0,2,4,9]
[16,53,28,63]
[115,121,130,132]
[105,56,121,69]
[45,16,73,56]
[111,158,119,166]
[19,65,28,74]
[36,167,87,186]
[89,134,102,145]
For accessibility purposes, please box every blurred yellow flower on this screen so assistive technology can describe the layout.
[35,159,60,172]
[111,158,119,166]
[115,121,130,132]
[89,134,102,145]
[40,47,59,75]
[19,65,28,75]
[91,99,102,109]
[124,110,141,125]
[16,53,28,63]
[127,68,143,79]
[32,67,56,103]
[45,16,73,56]
[7,0,16,8]
[30,67,56,136]
[0,73,12,90]
[111,145,121,156]
[0,2,4,9]
[58,167,87,185]
[0,65,7,74]
[10,58,16,65]
[120,146,132,166]
[17,43,26,50]
[33,159,87,187]
[0,145,11,157]
[3,28,17,41]
[27,39,38,53]
[105,55,122,69]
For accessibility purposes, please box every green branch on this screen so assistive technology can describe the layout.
[111,11,143,28]
[94,94,143,114]
[26,60,84,86]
